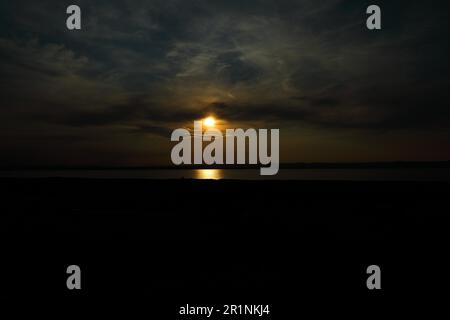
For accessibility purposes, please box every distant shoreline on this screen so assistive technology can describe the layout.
[1,161,450,171]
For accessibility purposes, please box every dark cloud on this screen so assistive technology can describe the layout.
[131,125,173,138]
[209,51,262,84]
[1,0,450,165]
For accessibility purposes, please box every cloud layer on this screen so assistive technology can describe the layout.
[1,0,450,165]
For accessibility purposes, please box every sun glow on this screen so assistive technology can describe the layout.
[195,169,223,180]
[203,117,216,128]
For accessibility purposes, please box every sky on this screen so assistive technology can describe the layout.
[1,0,450,166]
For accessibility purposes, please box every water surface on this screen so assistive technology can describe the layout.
[1,168,450,181]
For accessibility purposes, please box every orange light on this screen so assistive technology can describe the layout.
[203,117,216,127]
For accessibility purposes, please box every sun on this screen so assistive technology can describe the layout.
[203,116,216,128]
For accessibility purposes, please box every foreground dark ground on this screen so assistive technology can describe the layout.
[1,178,449,315]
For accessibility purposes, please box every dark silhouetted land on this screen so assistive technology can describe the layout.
[1,178,449,314]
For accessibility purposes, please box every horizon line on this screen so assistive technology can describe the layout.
[1,160,450,170]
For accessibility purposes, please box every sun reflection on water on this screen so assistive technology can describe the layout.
[195,169,223,180]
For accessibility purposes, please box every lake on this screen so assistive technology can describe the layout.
[1,168,450,181]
